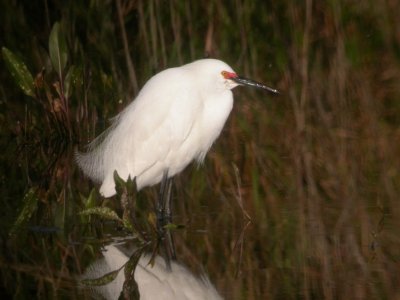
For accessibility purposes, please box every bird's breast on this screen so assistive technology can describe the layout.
[196,91,234,159]
[163,90,233,177]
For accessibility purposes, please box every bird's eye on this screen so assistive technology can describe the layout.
[222,71,233,79]
[221,71,237,79]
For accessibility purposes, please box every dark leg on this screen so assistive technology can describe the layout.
[164,176,173,224]
[164,178,176,260]
[157,171,168,228]
[157,171,177,266]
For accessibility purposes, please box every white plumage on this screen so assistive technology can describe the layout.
[76,59,236,197]
[81,244,223,300]
[76,58,278,197]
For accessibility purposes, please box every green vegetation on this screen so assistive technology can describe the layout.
[1,1,399,299]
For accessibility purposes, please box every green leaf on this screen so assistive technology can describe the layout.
[49,22,68,77]
[123,249,142,298]
[113,170,125,192]
[83,188,97,209]
[124,249,142,278]
[9,188,39,235]
[2,47,35,97]
[122,219,134,232]
[79,207,123,223]
[81,268,122,287]
[64,65,82,98]
[163,223,185,230]
[114,171,137,196]
[79,189,98,224]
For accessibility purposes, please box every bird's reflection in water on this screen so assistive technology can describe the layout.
[81,243,223,300]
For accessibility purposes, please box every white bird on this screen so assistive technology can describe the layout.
[81,244,223,300]
[76,59,278,198]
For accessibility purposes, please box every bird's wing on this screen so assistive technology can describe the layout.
[103,69,202,187]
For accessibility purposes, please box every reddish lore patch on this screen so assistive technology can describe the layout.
[221,71,238,79]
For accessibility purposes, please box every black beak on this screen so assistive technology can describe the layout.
[231,76,279,94]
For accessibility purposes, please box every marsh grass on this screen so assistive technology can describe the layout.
[0,0,400,299]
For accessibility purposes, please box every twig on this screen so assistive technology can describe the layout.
[116,0,139,95]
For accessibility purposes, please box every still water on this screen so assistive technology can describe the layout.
[1,142,253,299]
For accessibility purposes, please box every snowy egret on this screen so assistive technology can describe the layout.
[81,244,223,300]
[76,59,278,201]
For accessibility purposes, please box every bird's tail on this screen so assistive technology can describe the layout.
[75,147,104,183]
[75,116,120,184]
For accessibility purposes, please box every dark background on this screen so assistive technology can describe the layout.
[0,1,399,299]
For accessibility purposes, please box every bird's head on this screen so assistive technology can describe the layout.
[220,65,279,94]
[185,59,279,94]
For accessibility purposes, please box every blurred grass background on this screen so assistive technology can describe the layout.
[1,0,400,299]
